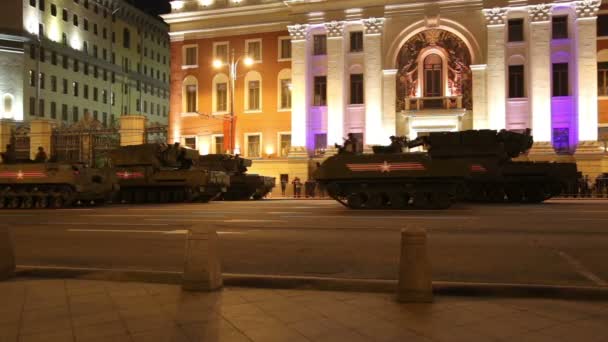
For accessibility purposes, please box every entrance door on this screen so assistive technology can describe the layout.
[423,54,442,98]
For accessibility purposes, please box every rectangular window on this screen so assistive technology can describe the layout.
[184,137,196,150]
[39,73,45,89]
[350,74,364,104]
[93,87,98,101]
[508,65,525,98]
[350,31,364,52]
[279,38,291,60]
[50,102,56,119]
[246,40,262,62]
[73,60,79,72]
[552,16,568,39]
[216,82,227,112]
[313,76,327,106]
[62,55,68,69]
[51,52,57,65]
[29,97,36,116]
[213,136,224,154]
[51,76,57,92]
[246,135,261,158]
[62,79,68,94]
[62,104,68,121]
[73,14,78,27]
[279,134,291,157]
[62,9,68,21]
[73,82,78,97]
[314,133,327,152]
[248,80,260,110]
[72,106,79,122]
[83,85,89,99]
[39,47,45,62]
[508,19,524,42]
[29,70,35,87]
[184,46,197,66]
[214,43,228,63]
[598,15,608,37]
[280,79,292,109]
[39,0,45,11]
[598,62,608,96]
[39,99,45,117]
[51,3,56,15]
[186,85,197,112]
[552,63,569,97]
[313,35,327,55]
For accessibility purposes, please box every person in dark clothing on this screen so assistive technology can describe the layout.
[1,144,16,164]
[292,177,302,198]
[34,146,48,163]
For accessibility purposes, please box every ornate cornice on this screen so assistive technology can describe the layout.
[529,4,552,23]
[363,17,385,35]
[288,24,310,41]
[324,21,345,38]
[574,0,601,19]
[483,7,508,26]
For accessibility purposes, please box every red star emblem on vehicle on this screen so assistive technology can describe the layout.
[380,161,391,173]
[16,171,24,180]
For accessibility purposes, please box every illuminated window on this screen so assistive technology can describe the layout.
[508,65,525,98]
[313,35,327,55]
[279,37,291,60]
[183,46,197,66]
[184,137,196,150]
[246,39,262,62]
[214,42,228,63]
[350,74,364,104]
[280,79,291,109]
[216,83,227,112]
[186,85,197,112]
[313,76,327,106]
[213,135,224,154]
[246,134,261,158]
[3,95,13,115]
[248,80,260,110]
[279,134,291,157]
[598,62,608,96]
[552,63,569,97]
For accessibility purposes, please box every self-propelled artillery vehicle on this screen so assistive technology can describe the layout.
[196,154,276,200]
[0,161,118,209]
[108,143,230,203]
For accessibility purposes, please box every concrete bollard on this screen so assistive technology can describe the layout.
[182,225,223,291]
[0,227,15,280]
[396,227,433,303]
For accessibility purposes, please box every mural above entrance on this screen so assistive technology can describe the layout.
[396,29,472,111]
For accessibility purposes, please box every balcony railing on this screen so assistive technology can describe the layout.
[404,96,463,111]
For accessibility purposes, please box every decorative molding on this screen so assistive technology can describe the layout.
[288,24,310,41]
[483,7,508,25]
[574,0,601,19]
[363,17,385,35]
[324,21,345,38]
[529,4,552,23]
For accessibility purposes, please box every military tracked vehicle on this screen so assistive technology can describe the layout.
[315,146,470,210]
[108,144,230,204]
[196,154,275,200]
[0,162,118,209]
[415,129,579,203]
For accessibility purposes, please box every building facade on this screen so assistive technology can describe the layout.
[0,0,170,127]
[164,0,608,194]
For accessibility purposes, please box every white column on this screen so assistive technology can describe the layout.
[483,8,508,130]
[363,17,385,145]
[287,24,310,153]
[383,69,397,137]
[575,1,601,142]
[471,65,488,130]
[325,21,346,147]
[529,5,553,143]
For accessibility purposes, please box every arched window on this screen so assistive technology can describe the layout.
[182,76,198,113]
[424,54,442,97]
[277,69,292,110]
[212,73,229,114]
[123,28,130,49]
[244,71,262,112]
[3,94,13,118]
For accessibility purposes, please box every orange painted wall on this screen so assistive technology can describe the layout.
[169,31,292,156]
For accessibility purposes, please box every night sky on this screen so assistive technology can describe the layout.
[126,0,171,16]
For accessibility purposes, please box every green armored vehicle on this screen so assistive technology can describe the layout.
[108,143,230,203]
[196,154,276,200]
[418,129,578,203]
[315,142,470,210]
[0,162,118,209]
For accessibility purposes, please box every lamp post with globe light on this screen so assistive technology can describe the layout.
[213,50,253,154]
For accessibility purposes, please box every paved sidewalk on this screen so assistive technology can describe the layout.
[1,279,607,342]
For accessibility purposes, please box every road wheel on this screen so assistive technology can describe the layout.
[346,193,365,209]
[430,192,451,210]
[389,192,408,209]
[34,196,49,209]
[366,193,387,209]
[20,196,33,209]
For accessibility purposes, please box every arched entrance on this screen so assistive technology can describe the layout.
[396,29,473,138]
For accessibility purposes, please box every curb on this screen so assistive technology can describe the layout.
[14,266,608,301]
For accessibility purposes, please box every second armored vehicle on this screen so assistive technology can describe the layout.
[108,143,230,204]
[196,154,276,200]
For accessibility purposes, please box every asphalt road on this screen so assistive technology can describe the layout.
[4,199,608,287]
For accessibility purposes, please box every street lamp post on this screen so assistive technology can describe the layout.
[213,50,252,154]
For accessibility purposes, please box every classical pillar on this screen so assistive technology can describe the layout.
[325,21,346,147]
[119,115,147,146]
[483,8,508,130]
[575,0,601,145]
[363,17,385,146]
[383,69,397,138]
[529,4,553,144]
[29,120,52,160]
[287,24,310,157]
[470,65,488,130]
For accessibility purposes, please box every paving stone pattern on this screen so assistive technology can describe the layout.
[0,279,607,341]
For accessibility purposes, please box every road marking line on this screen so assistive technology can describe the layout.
[223,219,286,223]
[66,229,249,235]
[558,251,607,287]
[48,222,169,226]
[283,215,473,220]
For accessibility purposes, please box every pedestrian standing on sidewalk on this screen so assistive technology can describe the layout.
[292,177,302,198]
[280,174,288,197]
